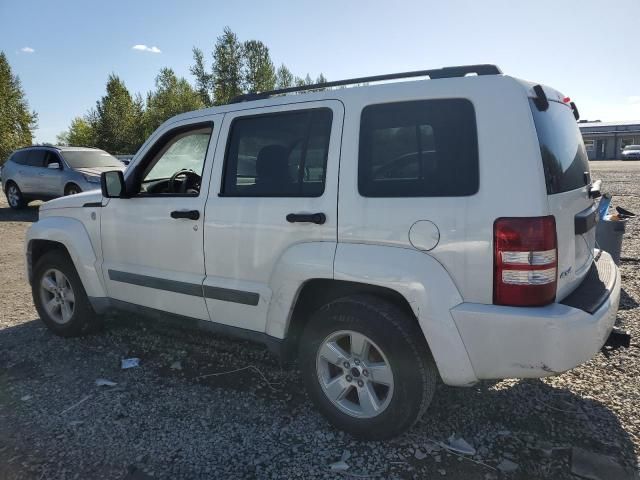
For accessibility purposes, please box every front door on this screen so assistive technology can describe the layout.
[39,151,65,197]
[100,115,222,320]
[203,101,343,332]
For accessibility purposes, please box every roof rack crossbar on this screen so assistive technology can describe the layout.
[230,64,502,103]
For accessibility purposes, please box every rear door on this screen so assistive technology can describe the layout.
[20,149,47,194]
[529,97,595,300]
[203,101,342,332]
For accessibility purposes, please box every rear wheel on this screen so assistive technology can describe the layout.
[32,250,101,337]
[299,294,437,440]
[64,184,81,196]
[5,182,25,209]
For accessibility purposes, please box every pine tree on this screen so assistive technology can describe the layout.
[211,27,244,105]
[190,47,213,107]
[0,51,37,163]
[242,40,276,93]
[93,74,144,154]
[275,64,294,89]
[144,68,204,136]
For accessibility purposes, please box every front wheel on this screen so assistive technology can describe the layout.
[32,250,101,337]
[299,294,438,440]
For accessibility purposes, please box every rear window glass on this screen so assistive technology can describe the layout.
[25,150,46,167]
[222,108,332,197]
[529,99,590,194]
[61,150,122,169]
[10,151,29,165]
[358,99,479,197]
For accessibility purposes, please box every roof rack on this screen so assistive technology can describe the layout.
[230,64,502,103]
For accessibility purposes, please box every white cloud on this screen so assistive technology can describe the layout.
[627,96,640,104]
[132,44,161,54]
[20,47,35,53]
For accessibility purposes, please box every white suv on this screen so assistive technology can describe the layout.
[25,65,620,439]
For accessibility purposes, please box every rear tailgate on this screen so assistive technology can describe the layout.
[529,94,595,300]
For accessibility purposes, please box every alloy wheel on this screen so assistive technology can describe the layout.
[39,268,76,324]
[316,330,394,418]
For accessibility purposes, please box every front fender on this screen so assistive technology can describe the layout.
[26,217,106,298]
[334,243,477,386]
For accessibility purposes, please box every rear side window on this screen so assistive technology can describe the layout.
[358,99,479,197]
[10,151,29,165]
[529,99,590,194]
[25,150,46,167]
[222,108,333,197]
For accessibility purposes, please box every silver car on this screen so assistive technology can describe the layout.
[621,145,640,160]
[2,146,125,209]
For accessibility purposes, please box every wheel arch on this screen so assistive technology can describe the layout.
[26,217,106,299]
[282,278,417,361]
[64,182,81,195]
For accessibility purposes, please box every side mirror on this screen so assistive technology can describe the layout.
[48,162,61,169]
[101,170,126,198]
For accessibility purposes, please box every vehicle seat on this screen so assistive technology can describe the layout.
[250,145,291,195]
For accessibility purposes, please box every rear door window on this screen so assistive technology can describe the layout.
[25,150,46,168]
[529,99,590,194]
[358,99,479,197]
[222,108,333,197]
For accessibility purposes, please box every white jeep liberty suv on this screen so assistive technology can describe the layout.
[26,65,620,439]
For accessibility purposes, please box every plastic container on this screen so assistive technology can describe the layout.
[596,217,626,265]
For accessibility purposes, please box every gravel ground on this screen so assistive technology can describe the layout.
[1,161,639,480]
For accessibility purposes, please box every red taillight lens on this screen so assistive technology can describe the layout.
[493,216,557,307]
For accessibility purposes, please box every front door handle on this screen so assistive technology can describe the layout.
[286,212,326,225]
[170,210,200,220]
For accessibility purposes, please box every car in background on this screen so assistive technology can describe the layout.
[2,146,125,209]
[621,145,640,160]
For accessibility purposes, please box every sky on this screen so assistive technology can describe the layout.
[1,0,639,144]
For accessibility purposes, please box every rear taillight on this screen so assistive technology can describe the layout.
[493,216,557,307]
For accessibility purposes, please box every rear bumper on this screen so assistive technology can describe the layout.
[451,251,620,380]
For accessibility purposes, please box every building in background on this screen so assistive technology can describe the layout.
[579,120,640,160]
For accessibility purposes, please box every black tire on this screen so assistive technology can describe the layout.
[5,181,26,209]
[299,294,437,440]
[64,184,82,196]
[32,250,102,337]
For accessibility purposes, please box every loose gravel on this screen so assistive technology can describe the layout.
[1,161,639,479]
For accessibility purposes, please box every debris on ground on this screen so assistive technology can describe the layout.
[20,395,31,401]
[169,361,182,371]
[121,358,141,369]
[570,447,634,480]
[496,459,519,473]
[95,378,117,387]
[442,435,476,455]
[59,395,92,415]
[414,449,428,460]
[329,460,350,471]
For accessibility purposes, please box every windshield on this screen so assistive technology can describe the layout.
[624,145,640,151]
[529,99,590,194]
[61,150,122,169]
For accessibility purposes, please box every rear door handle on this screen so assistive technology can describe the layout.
[286,212,326,225]
[170,210,200,220]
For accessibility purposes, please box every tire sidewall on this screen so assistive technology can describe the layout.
[32,251,96,336]
[300,297,435,439]
[5,182,24,209]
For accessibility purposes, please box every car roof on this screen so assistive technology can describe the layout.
[12,145,106,153]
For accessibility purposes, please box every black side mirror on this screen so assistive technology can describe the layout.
[101,170,126,198]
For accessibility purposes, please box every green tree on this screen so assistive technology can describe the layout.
[93,74,144,154]
[212,27,244,105]
[144,68,204,135]
[242,40,276,93]
[56,116,96,146]
[275,64,294,89]
[0,51,37,164]
[190,47,213,107]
